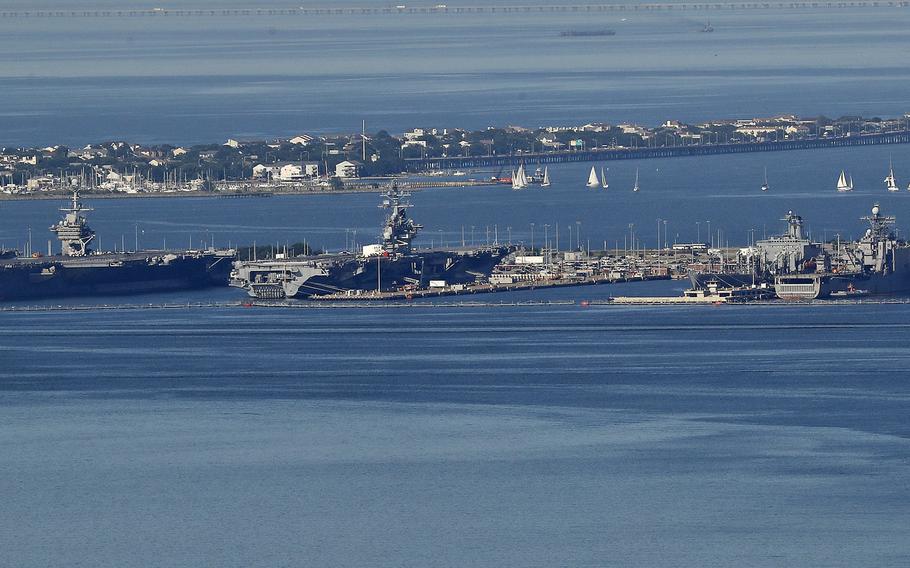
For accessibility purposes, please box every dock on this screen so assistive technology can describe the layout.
[310,274,668,301]
[609,295,728,305]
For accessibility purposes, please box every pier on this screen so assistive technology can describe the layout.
[408,130,910,171]
[310,274,669,302]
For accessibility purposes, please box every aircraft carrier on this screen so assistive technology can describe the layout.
[692,204,910,300]
[0,191,235,301]
[230,183,512,299]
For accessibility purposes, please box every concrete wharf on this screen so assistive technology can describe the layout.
[311,274,668,301]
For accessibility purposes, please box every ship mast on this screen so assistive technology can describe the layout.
[50,190,95,256]
[379,181,422,255]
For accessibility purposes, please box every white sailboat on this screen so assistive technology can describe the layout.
[540,167,551,187]
[586,166,599,188]
[632,168,640,192]
[600,167,609,189]
[836,170,853,192]
[885,158,899,192]
[760,167,769,192]
[512,163,528,190]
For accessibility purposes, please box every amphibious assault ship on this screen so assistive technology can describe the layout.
[0,191,235,301]
[692,204,910,300]
[230,183,511,299]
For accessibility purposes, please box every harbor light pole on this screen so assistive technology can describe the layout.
[543,224,550,265]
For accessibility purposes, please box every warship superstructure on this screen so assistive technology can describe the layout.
[230,183,511,299]
[0,191,235,301]
[693,204,910,300]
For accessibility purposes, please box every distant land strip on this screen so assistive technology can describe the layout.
[1,3,907,19]
[410,130,910,171]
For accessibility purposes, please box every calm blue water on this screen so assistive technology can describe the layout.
[2,302,910,567]
[4,3,910,566]
[1,2,909,145]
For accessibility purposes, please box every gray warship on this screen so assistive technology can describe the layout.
[230,183,512,299]
[0,191,235,301]
[693,204,910,300]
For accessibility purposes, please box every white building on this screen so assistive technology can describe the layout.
[289,135,314,146]
[335,160,360,178]
[302,162,320,177]
[252,164,276,179]
[278,164,304,181]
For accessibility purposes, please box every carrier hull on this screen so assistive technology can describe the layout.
[232,247,510,299]
[775,271,910,300]
[0,251,235,301]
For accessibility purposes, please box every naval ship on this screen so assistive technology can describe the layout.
[692,204,910,300]
[230,183,512,299]
[769,204,910,299]
[0,191,235,301]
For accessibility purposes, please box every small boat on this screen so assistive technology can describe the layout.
[586,166,600,188]
[885,158,899,192]
[600,167,609,189]
[760,167,769,192]
[632,168,640,192]
[836,170,853,192]
[540,167,551,187]
[701,21,714,33]
[452,170,466,177]
[512,163,528,190]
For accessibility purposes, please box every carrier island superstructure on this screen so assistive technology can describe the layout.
[230,183,511,299]
[0,191,235,301]
[695,204,910,300]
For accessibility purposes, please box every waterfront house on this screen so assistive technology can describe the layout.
[335,160,360,178]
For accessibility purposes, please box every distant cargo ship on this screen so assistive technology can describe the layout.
[230,183,511,299]
[0,191,235,301]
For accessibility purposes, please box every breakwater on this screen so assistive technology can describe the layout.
[408,130,910,171]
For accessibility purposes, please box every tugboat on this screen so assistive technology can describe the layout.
[230,182,512,299]
[0,190,235,301]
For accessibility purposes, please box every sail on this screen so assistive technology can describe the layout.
[886,162,899,191]
[601,168,608,189]
[512,163,528,189]
[586,166,599,188]
[837,170,850,191]
[541,167,550,187]
[632,168,640,192]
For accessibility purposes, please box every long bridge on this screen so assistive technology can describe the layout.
[0,2,907,19]
[407,130,910,171]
